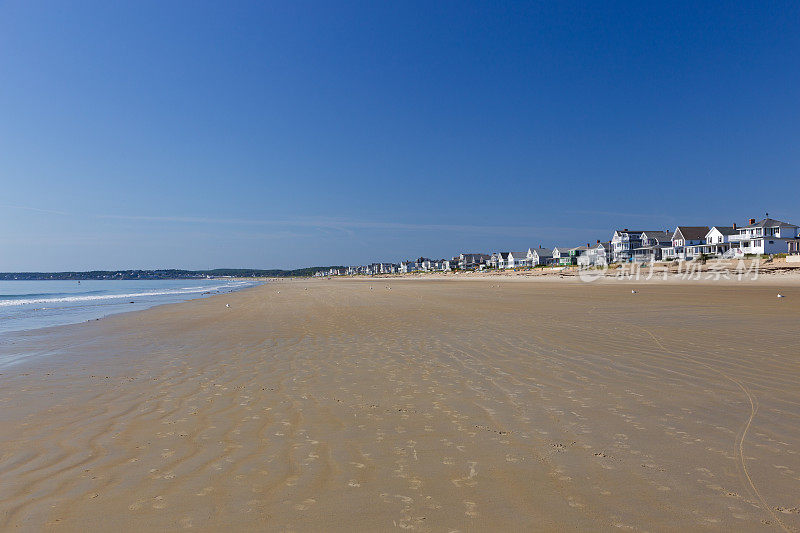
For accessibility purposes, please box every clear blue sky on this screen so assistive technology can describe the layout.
[1,1,798,270]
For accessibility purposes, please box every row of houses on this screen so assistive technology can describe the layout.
[611,217,800,263]
[316,217,800,276]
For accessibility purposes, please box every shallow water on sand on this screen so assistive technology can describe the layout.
[0,279,258,336]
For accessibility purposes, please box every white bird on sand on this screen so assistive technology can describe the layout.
[631,290,638,294]
[226,303,230,308]
[777,294,785,298]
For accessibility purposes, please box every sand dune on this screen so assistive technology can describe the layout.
[1,279,799,531]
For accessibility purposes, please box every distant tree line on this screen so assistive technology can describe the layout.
[0,267,347,280]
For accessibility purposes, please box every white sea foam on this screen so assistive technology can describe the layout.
[0,282,250,308]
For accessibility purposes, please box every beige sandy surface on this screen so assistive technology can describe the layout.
[1,279,799,531]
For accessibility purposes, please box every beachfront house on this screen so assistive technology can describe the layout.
[458,253,490,270]
[441,258,457,271]
[577,241,611,267]
[433,259,450,271]
[551,247,567,265]
[497,252,511,269]
[569,246,588,264]
[418,258,434,272]
[382,263,398,274]
[399,261,417,273]
[661,226,710,261]
[684,226,738,258]
[527,247,553,267]
[728,218,799,256]
[553,246,585,266]
[505,251,528,269]
[611,229,648,262]
[633,231,672,262]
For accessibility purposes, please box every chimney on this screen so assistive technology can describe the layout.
[587,243,590,248]
[596,239,600,243]
[749,218,755,224]
[624,228,628,232]
[732,222,737,230]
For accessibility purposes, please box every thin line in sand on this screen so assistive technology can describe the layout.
[638,326,788,532]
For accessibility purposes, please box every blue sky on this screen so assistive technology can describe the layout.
[1,1,798,270]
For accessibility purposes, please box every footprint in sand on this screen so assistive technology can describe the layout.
[129,499,146,511]
[464,501,478,518]
[152,495,167,509]
[294,498,316,511]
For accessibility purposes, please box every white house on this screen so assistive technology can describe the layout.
[684,226,737,258]
[661,226,709,260]
[728,218,799,256]
[527,247,553,266]
[577,242,611,267]
[433,259,450,271]
[611,229,649,262]
[399,261,417,273]
[442,258,457,271]
[496,252,511,269]
[505,251,528,269]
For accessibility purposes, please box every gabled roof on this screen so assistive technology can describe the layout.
[674,226,710,240]
[641,231,672,241]
[709,226,737,236]
[499,252,511,259]
[743,218,798,229]
[528,247,553,256]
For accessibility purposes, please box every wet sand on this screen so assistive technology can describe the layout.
[1,279,799,531]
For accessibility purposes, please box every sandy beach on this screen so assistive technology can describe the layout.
[1,278,799,531]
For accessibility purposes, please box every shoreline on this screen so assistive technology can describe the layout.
[0,278,264,352]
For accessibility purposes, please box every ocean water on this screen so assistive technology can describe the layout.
[0,279,259,335]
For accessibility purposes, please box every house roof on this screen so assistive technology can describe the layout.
[674,226,710,240]
[499,252,511,259]
[743,218,798,229]
[614,229,647,236]
[528,247,553,256]
[460,253,490,261]
[641,231,672,241]
[709,226,738,236]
